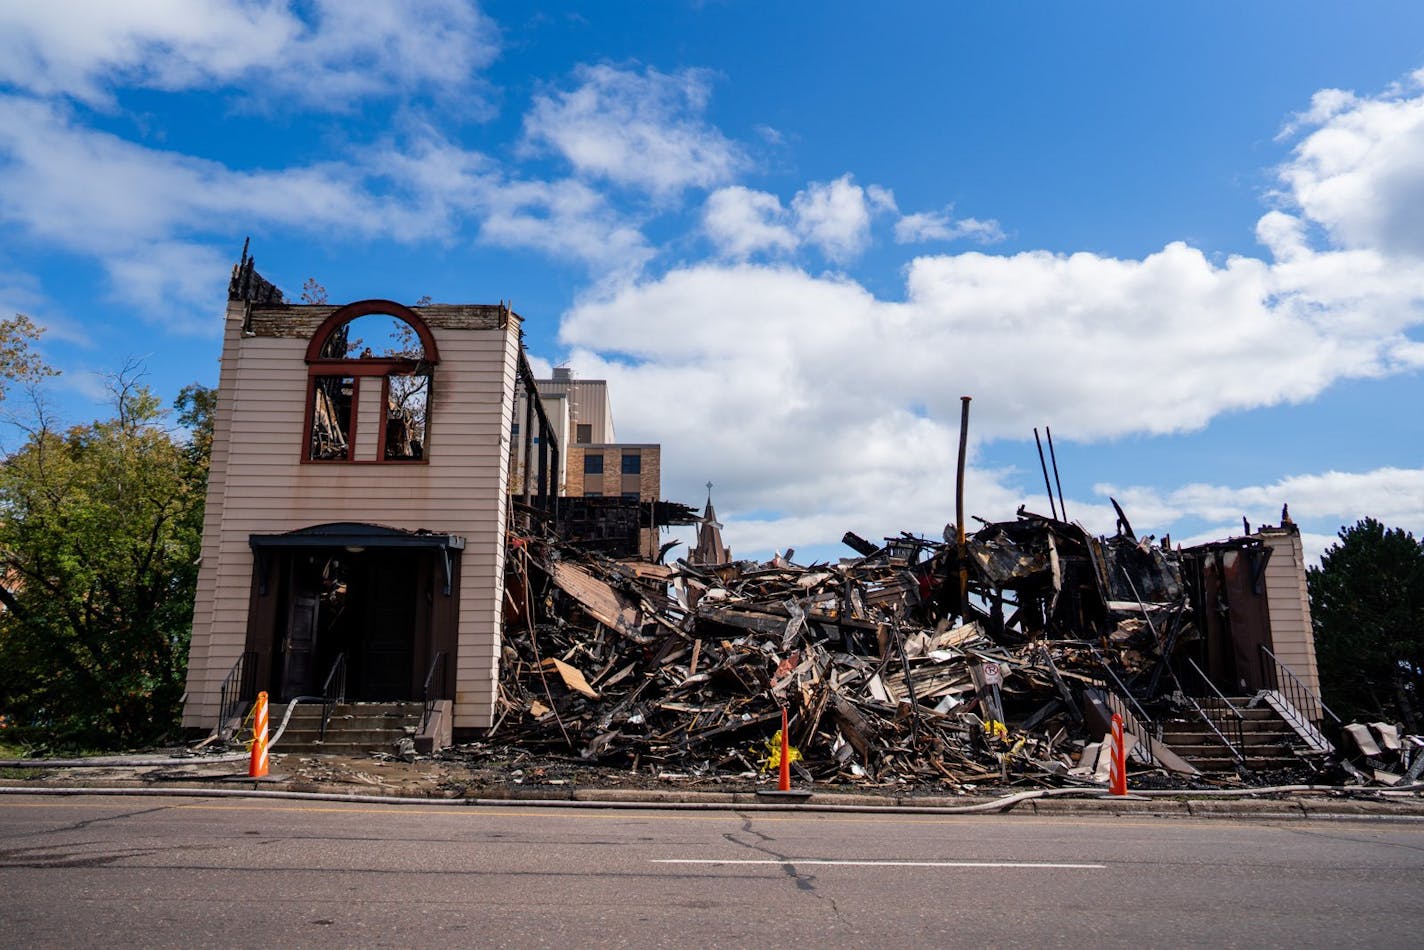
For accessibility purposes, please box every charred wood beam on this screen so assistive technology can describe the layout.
[516,344,562,519]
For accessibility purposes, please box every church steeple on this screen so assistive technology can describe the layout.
[690,482,731,565]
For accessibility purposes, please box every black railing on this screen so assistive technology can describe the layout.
[1182,657,1246,765]
[1088,646,1160,764]
[216,651,257,738]
[318,653,348,740]
[1089,647,1156,735]
[422,651,447,735]
[1260,644,1341,738]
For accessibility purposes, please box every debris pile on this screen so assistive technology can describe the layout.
[491,511,1279,788]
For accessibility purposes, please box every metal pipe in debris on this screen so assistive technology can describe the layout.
[1033,427,1059,521]
[956,396,972,619]
[1046,426,1068,521]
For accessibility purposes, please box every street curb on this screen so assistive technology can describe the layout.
[4,777,1424,820]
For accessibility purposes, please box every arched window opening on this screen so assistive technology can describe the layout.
[319,313,425,360]
[303,301,439,464]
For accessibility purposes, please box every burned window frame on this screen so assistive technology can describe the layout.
[302,300,440,464]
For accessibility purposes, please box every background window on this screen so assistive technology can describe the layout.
[576,424,592,444]
[621,491,640,499]
[584,491,603,497]
[621,453,641,475]
[583,453,604,474]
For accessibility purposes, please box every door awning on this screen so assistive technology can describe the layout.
[249,522,466,551]
[248,523,465,595]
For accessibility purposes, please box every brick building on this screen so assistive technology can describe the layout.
[511,368,664,557]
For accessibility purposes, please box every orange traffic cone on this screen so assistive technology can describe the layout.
[757,706,809,799]
[1109,712,1127,796]
[249,691,270,779]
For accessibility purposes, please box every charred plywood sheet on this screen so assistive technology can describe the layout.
[548,559,645,639]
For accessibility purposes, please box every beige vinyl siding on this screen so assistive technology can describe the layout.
[180,303,246,727]
[183,308,519,730]
[1260,529,1322,699]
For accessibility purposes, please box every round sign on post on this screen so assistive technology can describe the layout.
[980,663,1002,686]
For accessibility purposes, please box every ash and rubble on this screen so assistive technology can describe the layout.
[477,504,1420,791]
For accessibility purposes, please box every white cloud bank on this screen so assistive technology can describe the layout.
[0,0,499,107]
[1276,68,1424,258]
[704,175,1000,262]
[523,64,746,197]
[563,72,1424,556]
[0,97,651,316]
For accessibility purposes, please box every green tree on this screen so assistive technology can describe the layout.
[175,382,216,469]
[0,313,58,406]
[1308,518,1424,732]
[0,373,208,749]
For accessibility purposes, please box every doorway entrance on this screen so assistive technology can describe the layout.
[245,523,462,704]
[276,550,421,701]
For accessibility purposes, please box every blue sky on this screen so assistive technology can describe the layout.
[2,1,1423,563]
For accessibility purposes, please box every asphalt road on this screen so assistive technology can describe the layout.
[2,794,1421,948]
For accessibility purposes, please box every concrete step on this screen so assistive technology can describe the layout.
[276,740,410,756]
[1163,739,1300,757]
[1162,730,1299,746]
[275,726,416,744]
[1160,697,1319,774]
[273,702,420,718]
[268,702,423,753]
[1210,708,1281,722]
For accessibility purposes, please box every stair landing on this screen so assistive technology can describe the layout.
[269,702,421,755]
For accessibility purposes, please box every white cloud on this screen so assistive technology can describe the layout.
[0,97,420,250]
[478,178,653,276]
[0,96,654,317]
[560,64,1424,556]
[49,367,112,405]
[895,208,1004,245]
[704,175,897,263]
[1102,467,1424,537]
[0,0,499,107]
[789,174,878,261]
[1276,69,1424,258]
[522,64,745,197]
[703,186,797,259]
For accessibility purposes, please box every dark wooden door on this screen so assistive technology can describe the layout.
[280,579,321,700]
[355,552,418,699]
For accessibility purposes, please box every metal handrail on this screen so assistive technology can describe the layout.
[1183,657,1246,764]
[1089,646,1156,737]
[318,653,347,740]
[216,651,257,739]
[1260,645,1340,726]
[1177,688,1246,767]
[421,651,447,734]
